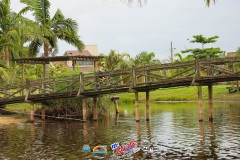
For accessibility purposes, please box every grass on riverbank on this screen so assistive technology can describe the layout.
[5,103,41,113]
[116,85,240,103]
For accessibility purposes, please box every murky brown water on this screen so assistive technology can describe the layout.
[0,102,240,159]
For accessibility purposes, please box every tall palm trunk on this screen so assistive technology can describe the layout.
[44,43,49,57]
[43,43,49,79]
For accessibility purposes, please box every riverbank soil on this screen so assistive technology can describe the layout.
[0,115,28,125]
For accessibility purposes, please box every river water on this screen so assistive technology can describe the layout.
[0,102,240,159]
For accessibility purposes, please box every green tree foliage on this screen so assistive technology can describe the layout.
[105,50,131,70]
[19,0,85,57]
[236,47,240,56]
[0,0,41,82]
[181,35,224,59]
[49,63,68,77]
[205,0,215,6]
[0,0,37,66]
[133,51,161,67]
[189,35,219,49]
[0,62,10,83]
[231,47,240,72]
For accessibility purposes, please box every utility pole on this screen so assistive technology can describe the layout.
[170,41,174,63]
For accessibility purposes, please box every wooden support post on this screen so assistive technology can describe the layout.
[198,86,203,122]
[30,103,34,122]
[195,56,200,80]
[135,92,140,122]
[82,98,87,122]
[114,99,119,114]
[164,69,167,78]
[146,91,150,121]
[208,85,213,121]
[21,63,24,96]
[77,72,84,96]
[115,113,119,122]
[43,63,48,79]
[111,96,119,114]
[94,61,97,73]
[93,97,98,121]
[25,79,31,101]
[132,65,136,88]
[72,60,76,71]
[231,62,234,87]
[207,58,212,76]
[120,75,123,85]
[41,104,46,120]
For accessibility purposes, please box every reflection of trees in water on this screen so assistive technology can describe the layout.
[0,128,9,152]
[0,124,34,159]
[229,103,240,119]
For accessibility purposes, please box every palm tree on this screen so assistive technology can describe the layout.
[0,0,43,67]
[133,51,161,67]
[19,0,84,57]
[105,50,131,70]
[0,0,24,66]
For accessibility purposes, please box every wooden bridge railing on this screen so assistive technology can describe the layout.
[1,57,240,104]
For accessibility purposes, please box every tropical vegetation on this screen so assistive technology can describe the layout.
[0,0,84,83]
[181,35,224,59]
[19,0,84,57]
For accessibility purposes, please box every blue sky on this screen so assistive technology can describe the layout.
[11,0,240,60]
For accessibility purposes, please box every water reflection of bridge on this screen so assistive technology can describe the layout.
[1,56,240,122]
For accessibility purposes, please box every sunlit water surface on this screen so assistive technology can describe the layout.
[0,102,240,159]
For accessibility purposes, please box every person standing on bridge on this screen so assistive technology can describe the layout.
[100,62,107,83]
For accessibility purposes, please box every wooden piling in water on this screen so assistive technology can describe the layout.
[30,103,34,122]
[41,104,45,120]
[111,96,119,114]
[93,97,98,121]
[146,91,150,121]
[135,92,140,122]
[208,85,214,121]
[82,98,87,122]
[198,86,203,122]
[21,63,24,96]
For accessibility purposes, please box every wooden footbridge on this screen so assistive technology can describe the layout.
[1,56,240,122]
